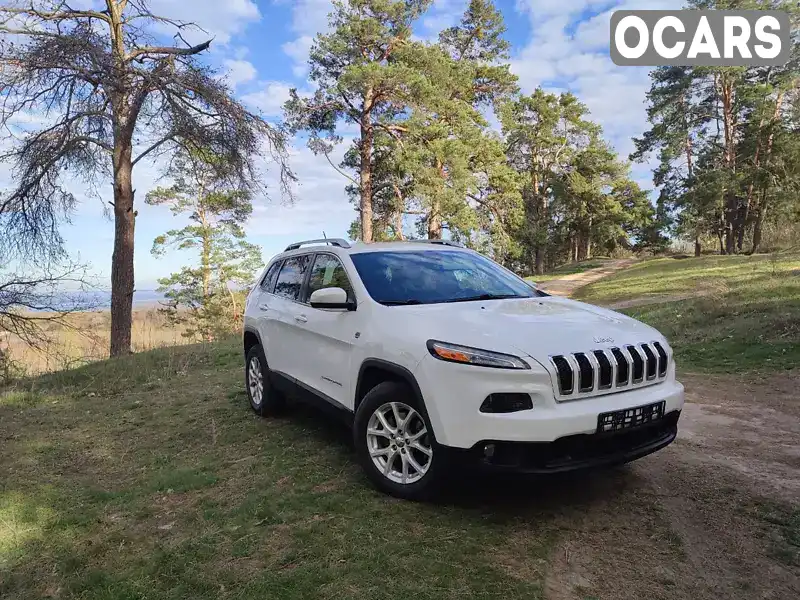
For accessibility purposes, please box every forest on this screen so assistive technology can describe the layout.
[286,0,800,275]
[0,0,798,356]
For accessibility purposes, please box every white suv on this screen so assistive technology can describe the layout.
[243,239,684,499]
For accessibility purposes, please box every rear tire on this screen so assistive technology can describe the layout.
[353,381,446,500]
[245,344,284,416]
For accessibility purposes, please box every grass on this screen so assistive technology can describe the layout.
[2,253,798,598]
[2,340,590,600]
[526,259,613,282]
[2,309,190,376]
[574,252,800,373]
[750,502,800,567]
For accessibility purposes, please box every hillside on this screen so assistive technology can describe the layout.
[2,256,799,600]
[574,252,800,373]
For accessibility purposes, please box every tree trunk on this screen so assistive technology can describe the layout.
[718,74,738,254]
[717,231,725,255]
[694,235,701,257]
[393,211,405,241]
[227,281,239,325]
[534,248,544,276]
[199,206,211,299]
[750,91,783,255]
[359,92,374,243]
[428,158,445,239]
[392,183,405,240]
[109,147,135,357]
[751,193,767,254]
[427,204,442,239]
[585,218,592,259]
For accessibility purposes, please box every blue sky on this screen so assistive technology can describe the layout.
[2,0,682,289]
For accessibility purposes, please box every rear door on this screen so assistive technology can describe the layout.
[249,258,282,350]
[263,254,313,381]
[292,253,360,408]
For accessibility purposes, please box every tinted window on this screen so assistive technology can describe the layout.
[274,255,311,300]
[260,261,282,292]
[350,250,537,306]
[306,254,354,301]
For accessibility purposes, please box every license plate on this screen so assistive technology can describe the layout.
[597,401,665,433]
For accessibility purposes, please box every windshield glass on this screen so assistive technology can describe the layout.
[350,250,539,306]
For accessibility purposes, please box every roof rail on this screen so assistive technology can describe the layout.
[412,239,463,248]
[284,238,351,251]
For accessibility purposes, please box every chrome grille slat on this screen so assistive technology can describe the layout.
[641,343,658,380]
[607,349,618,390]
[549,341,669,401]
[611,347,629,387]
[567,353,580,395]
[585,351,599,391]
[653,342,668,377]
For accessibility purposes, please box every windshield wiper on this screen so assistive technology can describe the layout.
[381,299,424,306]
[446,293,522,303]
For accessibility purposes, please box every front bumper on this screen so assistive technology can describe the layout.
[441,410,680,474]
[414,353,685,449]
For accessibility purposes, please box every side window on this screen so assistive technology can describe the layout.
[260,261,282,293]
[274,255,311,301]
[306,254,354,301]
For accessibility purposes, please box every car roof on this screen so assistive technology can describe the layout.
[275,240,470,260]
[346,241,468,254]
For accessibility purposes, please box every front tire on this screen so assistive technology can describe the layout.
[245,344,284,416]
[353,381,445,500]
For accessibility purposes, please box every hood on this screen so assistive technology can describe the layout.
[394,296,663,361]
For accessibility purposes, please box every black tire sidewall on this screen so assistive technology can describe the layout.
[245,344,282,416]
[353,381,446,500]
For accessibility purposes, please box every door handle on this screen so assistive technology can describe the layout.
[294,315,308,323]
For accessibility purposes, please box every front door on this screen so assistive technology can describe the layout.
[292,253,359,408]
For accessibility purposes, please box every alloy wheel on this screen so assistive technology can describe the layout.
[366,401,433,485]
[248,356,264,407]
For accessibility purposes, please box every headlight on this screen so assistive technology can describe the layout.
[426,340,530,370]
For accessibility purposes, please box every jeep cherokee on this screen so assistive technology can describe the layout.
[243,238,684,500]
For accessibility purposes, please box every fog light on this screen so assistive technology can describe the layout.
[479,393,533,413]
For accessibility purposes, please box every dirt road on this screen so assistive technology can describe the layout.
[536,259,637,297]
[537,262,800,599]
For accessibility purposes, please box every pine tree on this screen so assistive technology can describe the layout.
[284,0,432,242]
[0,1,290,355]
[145,154,262,341]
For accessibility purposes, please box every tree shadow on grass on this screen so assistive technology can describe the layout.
[281,397,647,518]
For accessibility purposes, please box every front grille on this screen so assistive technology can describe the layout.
[550,342,669,400]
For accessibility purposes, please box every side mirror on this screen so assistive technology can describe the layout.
[309,287,356,311]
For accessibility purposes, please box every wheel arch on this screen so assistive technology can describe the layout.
[243,327,262,356]
[354,359,426,414]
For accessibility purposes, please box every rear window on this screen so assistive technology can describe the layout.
[260,261,282,292]
[349,250,537,305]
[274,255,311,300]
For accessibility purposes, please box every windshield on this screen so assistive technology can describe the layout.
[350,250,539,306]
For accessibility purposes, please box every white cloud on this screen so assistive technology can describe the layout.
[278,0,334,75]
[147,0,261,45]
[241,81,295,117]
[282,35,315,78]
[420,0,468,40]
[511,0,684,162]
[223,59,257,87]
[248,143,355,237]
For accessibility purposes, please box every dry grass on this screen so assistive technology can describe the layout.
[574,252,800,373]
[2,308,190,376]
[1,341,797,600]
